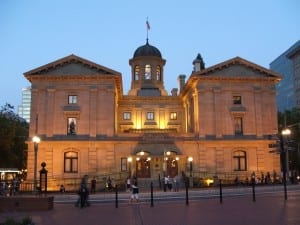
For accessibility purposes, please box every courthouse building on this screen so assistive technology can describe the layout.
[24,40,281,190]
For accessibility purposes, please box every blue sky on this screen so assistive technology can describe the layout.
[0,0,299,111]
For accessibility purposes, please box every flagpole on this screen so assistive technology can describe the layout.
[146,17,150,42]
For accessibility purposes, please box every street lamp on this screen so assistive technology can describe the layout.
[128,157,132,177]
[32,135,40,193]
[282,128,291,179]
[188,157,193,177]
[281,128,291,200]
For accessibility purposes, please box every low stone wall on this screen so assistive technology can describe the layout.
[0,196,54,211]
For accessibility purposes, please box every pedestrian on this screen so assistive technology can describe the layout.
[78,184,89,208]
[91,177,96,193]
[174,175,179,192]
[126,176,131,192]
[59,184,66,193]
[130,181,139,202]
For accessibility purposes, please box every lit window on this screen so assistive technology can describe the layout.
[68,118,77,135]
[64,151,78,173]
[147,112,154,120]
[234,117,243,135]
[170,112,177,120]
[135,66,140,80]
[123,112,131,120]
[68,95,77,104]
[233,96,241,105]
[233,151,247,171]
[145,64,151,80]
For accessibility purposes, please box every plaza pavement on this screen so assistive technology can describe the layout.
[1,185,300,225]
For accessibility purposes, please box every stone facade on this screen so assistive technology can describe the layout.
[24,44,281,191]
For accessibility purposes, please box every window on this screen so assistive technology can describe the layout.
[123,112,131,120]
[68,118,77,135]
[68,95,77,104]
[233,96,242,105]
[147,112,154,120]
[234,117,243,135]
[170,112,177,120]
[134,66,140,80]
[156,66,161,80]
[64,151,78,173]
[145,64,151,80]
[233,151,247,171]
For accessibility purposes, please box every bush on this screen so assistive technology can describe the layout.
[0,217,34,225]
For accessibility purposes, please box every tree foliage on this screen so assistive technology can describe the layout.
[0,103,29,169]
[278,108,300,173]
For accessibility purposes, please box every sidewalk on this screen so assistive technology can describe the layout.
[1,191,300,225]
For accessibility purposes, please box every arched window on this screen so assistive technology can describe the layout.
[233,151,247,171]
[145,64,151,80]
[156,66,161,80]
[64,151,78,173]
[134,66,140,80]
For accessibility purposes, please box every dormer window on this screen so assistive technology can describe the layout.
[233,96,242,105]
[145,64,151,80]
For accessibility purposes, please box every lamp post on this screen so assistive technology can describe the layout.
[128,157,132,177]
[282,128,291,177]
[281,128,291,200]
[188,157,193,177]
[32,136,40,193]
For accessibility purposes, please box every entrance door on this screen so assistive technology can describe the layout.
[166,158,178,178]
[136,158,151,178]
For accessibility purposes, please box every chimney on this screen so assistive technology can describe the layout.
[178,74,186,93]
[171,88,178,96]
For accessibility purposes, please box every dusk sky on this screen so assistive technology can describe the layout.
[1,0,299,112]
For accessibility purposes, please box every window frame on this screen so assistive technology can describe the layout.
[64,151,78,173]
[233,95,242,105]
[68,95,77,104]
[170,112,177,120]
[233,151,247,171]
[67,117,77,135]
[234,117,243,136]
[146,112,155,120]
[123,112,131,120]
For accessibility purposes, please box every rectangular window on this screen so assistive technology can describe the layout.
[233,96,242,105]
[123,112,131,120]
[234,117,243,135]
[64,152,78,173]
[170,112,177,120]
[121,158,127,171]
[68,95,77,104]
[68,118,77,135]
[233,151,247,171]
[147,112,154,120]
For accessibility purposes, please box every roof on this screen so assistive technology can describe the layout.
[133,40,162,58]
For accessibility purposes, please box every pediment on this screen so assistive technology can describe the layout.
[194,57,281,79]
[24,54,121,77]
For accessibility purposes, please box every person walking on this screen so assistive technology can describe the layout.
[130,181,139,202]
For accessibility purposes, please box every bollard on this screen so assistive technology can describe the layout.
[185,179,189,206]
[151,182,154,207]
[252,180,256,202]
[115,184,118,208]
[219,179,223,204]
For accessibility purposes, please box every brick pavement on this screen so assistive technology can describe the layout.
[1,191,300,225]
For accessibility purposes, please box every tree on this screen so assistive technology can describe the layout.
[278,108,300,174]
[0,103,29,169]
